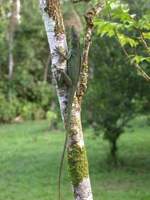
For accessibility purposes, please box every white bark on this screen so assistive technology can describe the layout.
[39,1,93,199]
[39,0,68,120]
[8,46,14,80]
[75,178,93,200]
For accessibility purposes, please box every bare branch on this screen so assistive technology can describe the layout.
[78,1,105,103]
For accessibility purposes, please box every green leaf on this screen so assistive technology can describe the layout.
[137,14,150,30]
[142,32,150,40]
[131,55,150,64]
[117,33,138,47]
[94,19,123,38]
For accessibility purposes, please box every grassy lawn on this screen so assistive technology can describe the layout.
[0,117,150,200]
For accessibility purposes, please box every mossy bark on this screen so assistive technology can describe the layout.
[68,144,89,187]
[66,96,93,199]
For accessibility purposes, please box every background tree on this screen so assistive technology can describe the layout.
[85,36,139,162]
[0,0,57,123]
[83,0,150,163]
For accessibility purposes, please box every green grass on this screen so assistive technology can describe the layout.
[0,117,150,200]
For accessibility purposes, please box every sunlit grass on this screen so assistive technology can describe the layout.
[0,117,150,200]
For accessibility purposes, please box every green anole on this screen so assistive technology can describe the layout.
[57,26,81,200]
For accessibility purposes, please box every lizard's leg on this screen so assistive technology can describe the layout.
[55,47,72,61]
[55,47,68,61]
[55,67,72,88]
[67,49,72,60]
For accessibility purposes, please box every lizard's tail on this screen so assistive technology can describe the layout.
[58,132,68,200]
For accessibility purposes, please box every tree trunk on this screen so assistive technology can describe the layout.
[110,139,118,165]
[67,96,92,199]
[39,0,93,199]
[8,34,14,80]
[8,0,21,80]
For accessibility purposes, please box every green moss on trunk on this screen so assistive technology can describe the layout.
[67,144,89,187]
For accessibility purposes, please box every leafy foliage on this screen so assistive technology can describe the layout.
[94,0,150,80]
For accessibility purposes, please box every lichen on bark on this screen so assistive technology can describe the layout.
[68,144,89,187]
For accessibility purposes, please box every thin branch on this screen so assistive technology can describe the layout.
[119,40,150,81]
[134,25,150,55]
[139,31,150,55]
[78,1,105,103]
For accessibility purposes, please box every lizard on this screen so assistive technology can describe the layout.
[57,26,81,200]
